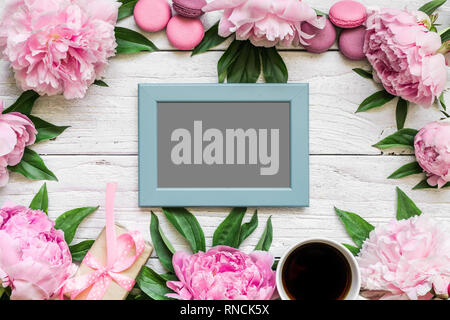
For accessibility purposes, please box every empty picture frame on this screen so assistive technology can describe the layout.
[138,83,309,207]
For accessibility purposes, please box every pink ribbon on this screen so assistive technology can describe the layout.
[63,183,145,300]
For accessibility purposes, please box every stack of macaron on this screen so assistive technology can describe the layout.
[330,0,368,60]
[133,0,206,50]
[302,0,368,61]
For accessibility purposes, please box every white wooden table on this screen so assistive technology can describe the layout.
[0,0,449,275]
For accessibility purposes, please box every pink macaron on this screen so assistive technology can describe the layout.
[302,18,336,53]
[134,0,171,32]
[329,0,367,28]
[173,0,207,18]
[339,26,366,60]
[166,15,205,50]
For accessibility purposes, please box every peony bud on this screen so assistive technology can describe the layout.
[414,119,450,188]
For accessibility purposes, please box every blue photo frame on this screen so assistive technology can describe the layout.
[138,83,309,207]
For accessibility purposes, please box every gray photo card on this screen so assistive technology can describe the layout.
[157,102,290,188]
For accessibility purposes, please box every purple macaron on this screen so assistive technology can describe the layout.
[302,18,337,54]
[173,0,207,18]
[329,0,367,28]
[339,26,366,60]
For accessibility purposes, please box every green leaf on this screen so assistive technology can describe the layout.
[159,227,175,254]
[413,179,431,189]
[150,212,175,272]
[162,208,206,253]
[118,0,138,20]
[55,206,99,244]
[396,187,422,220]
[395,98,409,130]
[69,240,94,261]
[334,207,374,248]
[2,90,40,115]
[440,92,447,111]
[356,90,396,113]
[8,148,58,182]
[314,9,328,17]
[0,287,11,300]
[238,210,258,246]
[93,79,109,87]
[419,0,447,15]
[442,110,450,118]
[136,266,174,300]
[227,41,261,83]
[272,259,279,271]
[260,47,288,83]
[212,207,247,248]
[255,216,273,251]
[413,179,450,189]
[343,243,360,256]
[217,39,242,83]
[372,128,418,150]
[115,27,158,54]
[29,183,48,214]
[352,68,373,79]
[28,115,69,143]
[126,288,151,300]
[159,273,178,282]
[388,161,423,179]
[192,21,230,56]
[440,27,450,43]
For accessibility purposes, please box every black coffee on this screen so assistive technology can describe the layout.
[282,243,351,300]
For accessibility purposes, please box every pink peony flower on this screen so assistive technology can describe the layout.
[166,246,276,300]
[358,215,450,300]
[0,101,37,187]
[414,119,450,189]
[0,0,120,100]
[0,203,73,300]
[202,0,325,47]
[364,8,447,107]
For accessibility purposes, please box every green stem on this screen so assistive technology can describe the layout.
[437,40,450,54]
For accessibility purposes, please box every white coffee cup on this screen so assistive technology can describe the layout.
[276,238,361,300]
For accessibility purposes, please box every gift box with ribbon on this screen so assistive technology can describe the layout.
[63,183,152,300]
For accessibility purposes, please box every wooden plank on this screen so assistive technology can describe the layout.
[0,155,448,261]
[0,0,448,275]
[0,52,446,155]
